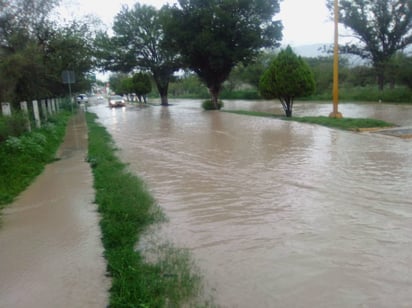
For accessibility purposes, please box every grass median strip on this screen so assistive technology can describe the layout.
[86,112,206,307]
[223,110,394,131]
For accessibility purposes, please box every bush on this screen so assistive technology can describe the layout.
[201,99,224,110]
[59,97,77,111]
[0,112,70,205]
[0,112,29,143]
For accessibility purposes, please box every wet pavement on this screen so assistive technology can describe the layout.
[91,99,412,308]
[0,110,109,308]
[374,127,412,138]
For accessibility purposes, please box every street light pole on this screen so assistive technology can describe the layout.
[329,0,343,118]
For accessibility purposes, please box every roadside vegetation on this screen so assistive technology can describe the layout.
[259,46,315,117]
[0,107,71,209]
[223,110,394,131]
[0,1,97,108]
[3,0,412,109]
[86,112,209,307]
[163,56,412,104]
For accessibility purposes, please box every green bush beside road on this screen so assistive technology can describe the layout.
[0,111,71,207]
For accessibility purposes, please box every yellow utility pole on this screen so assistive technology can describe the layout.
[329,0,343,118]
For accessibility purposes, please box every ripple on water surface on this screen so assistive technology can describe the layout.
[92,100,412,307]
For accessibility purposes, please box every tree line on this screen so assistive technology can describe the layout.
[0,0,100,107]
[1,0,412,111]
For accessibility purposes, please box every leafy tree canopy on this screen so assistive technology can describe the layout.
[132,72,152,101]
[0,0,97,103]
[259,46,315,117]
[163,0,283,107]
[327,0,412,89]
[96,4,180,105]
[0,0,59,52]
[227,52,275,90]
[109,73,129,95]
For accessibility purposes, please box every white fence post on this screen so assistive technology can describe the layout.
[46,98,53,115]
[1,102,12,116]
[20,101,32,132]
[51,98,56,113]
[32,100,41,128]
[1,96,64,131]
[40,99,47,121]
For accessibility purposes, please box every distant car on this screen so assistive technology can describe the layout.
[76,94,88,104]
[108,95,126,107]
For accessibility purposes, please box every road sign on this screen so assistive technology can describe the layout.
[62,70,75,84]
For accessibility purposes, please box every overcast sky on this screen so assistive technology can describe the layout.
[60,0,336,46]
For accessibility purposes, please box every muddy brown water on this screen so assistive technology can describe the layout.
[91,100,412,307]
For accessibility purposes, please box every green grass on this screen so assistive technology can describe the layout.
[223,110,394,131]
[286,116,394,130]
[0,111,71,208]
[223,110,283,118]
[86,112,208,308]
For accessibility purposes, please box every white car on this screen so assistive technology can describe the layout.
[76,94,88,104]
[108,95,126,107]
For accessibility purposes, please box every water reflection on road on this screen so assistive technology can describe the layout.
[91,100,412,307]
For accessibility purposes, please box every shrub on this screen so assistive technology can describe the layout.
[0,112,29,143]
[0,111,70,205]
[201,100,224,110]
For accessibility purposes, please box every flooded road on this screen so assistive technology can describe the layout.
[91,100,412,307]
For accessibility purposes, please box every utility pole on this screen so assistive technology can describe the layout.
[329,0,343,118]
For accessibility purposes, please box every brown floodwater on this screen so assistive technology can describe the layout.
[92,99,412,307]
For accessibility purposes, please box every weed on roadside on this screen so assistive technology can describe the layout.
[86,112,214,307]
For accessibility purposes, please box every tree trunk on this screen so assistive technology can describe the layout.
[282,98,293,117]
[155,84,169,106]
[209,84,221,109]
[160,94,168,106]
[375,62,386,91]
[153,72,170,106]
[285,109,292,117]
[377,73,385,91]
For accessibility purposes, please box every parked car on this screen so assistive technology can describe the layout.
[108,95,126,107]
[96,95,105,102]
[76,94,88,104]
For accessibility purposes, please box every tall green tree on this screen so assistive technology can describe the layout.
[227,52,275,90]
[0,0,59,50]
[97,4,180,106]
[109,73,129,95]
[259,46,315,117]
[0,0,96,103]
[163,0,282,108]
[44,20,97,95]
[132,72,152,103]
[327,0,412,90]
[0,0,59,103]
[390,52,412,89]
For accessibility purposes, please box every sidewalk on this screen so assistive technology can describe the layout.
[0,110,109,308]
